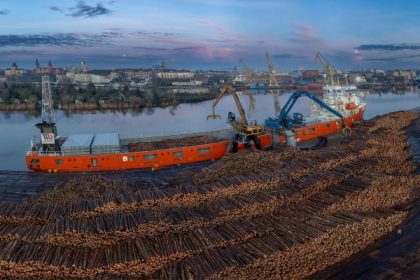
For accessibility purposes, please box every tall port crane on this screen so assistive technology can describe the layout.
[265,52,282,115]
[315,52,337,86]
[208,85,264,151]
[238,59,252,85]
[265,52,278,87]
[235,59,256,114]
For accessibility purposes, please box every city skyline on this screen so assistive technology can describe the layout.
[1,0,420,70]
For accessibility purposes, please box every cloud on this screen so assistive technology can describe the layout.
[0,10,8,15]
[356,43,420,51]
[0,50,45,56]
[68,1,112,18]
[205,38,243,44]
[198,19,228,33]
[0,33,108,47]
[289,21,322,44]
[172,45,235,59]
[101,31,123,38]
[272,53,307,59]
[134,46,169,51]
[185,0,289,10]
[105,27,121,31]
[361,54,420,62]
[134,30,176,37]
[152,36,194,45]
[49,6,62,12]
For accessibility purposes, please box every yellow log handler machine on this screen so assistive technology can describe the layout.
[208,85,264,152]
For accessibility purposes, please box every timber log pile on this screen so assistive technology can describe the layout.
[0,111,419,280]
[128,135,219,152]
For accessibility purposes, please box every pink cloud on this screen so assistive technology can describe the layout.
[197,19,228,33]
[292,21,316,39]
[173,45,235,59]
[151,36,195,45]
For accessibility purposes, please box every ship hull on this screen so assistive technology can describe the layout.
[26,141,231,173]
[26,106,365,173]
[290,105,365,142]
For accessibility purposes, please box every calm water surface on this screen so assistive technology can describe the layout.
[0,89,419,171]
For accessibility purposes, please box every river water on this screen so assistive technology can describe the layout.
[0,89,418,279]
[0,89,419,171]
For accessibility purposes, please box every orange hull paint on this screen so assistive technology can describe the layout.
[27,141,231,173]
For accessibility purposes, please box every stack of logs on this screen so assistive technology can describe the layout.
[0,111,418,279]
[128,135,220,152]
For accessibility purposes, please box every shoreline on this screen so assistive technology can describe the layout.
[0,98,216,114]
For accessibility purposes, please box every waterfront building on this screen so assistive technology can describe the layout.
[156,71,195,80]
[65,72,111,84]
[5,62,24,76]
[301,70,320,79]
[80,60,89,73]
[33,59,62,75]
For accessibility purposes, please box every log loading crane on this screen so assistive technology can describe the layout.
[265,90,351,147]
[208,85,264,152]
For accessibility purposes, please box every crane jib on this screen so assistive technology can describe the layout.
[264,90,345,130]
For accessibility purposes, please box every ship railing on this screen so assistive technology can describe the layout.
[26,150,64,157]
[26,150,123,157]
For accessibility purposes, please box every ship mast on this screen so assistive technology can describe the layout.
[41,75,54,124]
[36,75,58,151]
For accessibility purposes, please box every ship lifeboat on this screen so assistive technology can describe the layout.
[345,102,357,110]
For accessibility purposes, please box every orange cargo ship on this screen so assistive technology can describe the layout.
[26,77,365,173]
[26,107,364,173]
[27,133,233,173]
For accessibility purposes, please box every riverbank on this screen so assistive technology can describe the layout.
[0,91,217,112]
[0,110,418,279]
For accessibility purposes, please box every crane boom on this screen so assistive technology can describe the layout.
[315,52,336,86]
[208,85,264,146]
[207,85,248,125]
[231,90,248,125]
[265,90,344,130]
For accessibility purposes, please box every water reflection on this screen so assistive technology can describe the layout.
[0,89,419,171]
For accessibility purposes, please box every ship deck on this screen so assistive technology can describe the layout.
[120,128,234,146]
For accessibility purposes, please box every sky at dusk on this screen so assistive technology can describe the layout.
[1,0,420,70]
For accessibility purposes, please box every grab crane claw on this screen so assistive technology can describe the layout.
[207,114,221,120]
